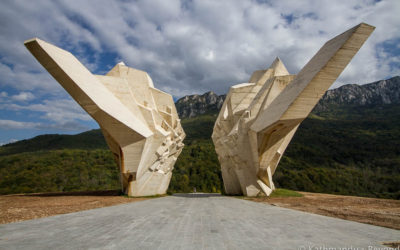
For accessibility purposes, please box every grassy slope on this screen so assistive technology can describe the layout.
[0,105,399,198]
[269,189,303,198]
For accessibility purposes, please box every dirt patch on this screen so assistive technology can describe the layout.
[245,192,400,230]
[382,242,400,248]
[0,190,148,224]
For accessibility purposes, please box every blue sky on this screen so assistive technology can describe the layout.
[0,0,399,144]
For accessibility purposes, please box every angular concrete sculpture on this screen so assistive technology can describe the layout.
[25,38,185,196]
[212,23,375,196]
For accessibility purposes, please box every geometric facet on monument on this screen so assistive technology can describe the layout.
[212,23,375,196]
[24,38,185,196]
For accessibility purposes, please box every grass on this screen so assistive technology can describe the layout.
[231,188,303,199]
[123,194,167,199]
[269,188,303,198]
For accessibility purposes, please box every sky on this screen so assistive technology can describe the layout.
[0,0,399,144]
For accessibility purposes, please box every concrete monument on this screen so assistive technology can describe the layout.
[212,23,375,196]
[25,38,185,196]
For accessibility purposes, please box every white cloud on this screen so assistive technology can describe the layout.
[0,91,8,103]
[0,0,399,98]
[0,119,89,131]
[0,62,63,93]
[11,92,35,102]
[0,138,18,146]
[0,0,398,143]
[0,119,40,129]
[0,98,91,124]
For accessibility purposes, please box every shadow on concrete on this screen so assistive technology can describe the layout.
[172,193,222,198]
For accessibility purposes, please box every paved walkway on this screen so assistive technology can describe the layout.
[0,194,398,250]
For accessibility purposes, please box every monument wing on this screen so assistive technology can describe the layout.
[25,38,185,196]
[212,23,374,196]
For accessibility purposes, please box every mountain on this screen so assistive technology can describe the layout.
[1,76,399,198]
[314,76,400,112]
[176,76,400,118]
[175,91,225,118]
[4,75,399,154]
[170,76,400,199]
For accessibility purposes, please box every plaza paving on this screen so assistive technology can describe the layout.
[0,193,398,250]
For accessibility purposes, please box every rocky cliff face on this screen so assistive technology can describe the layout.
[314,76,400,112]
[175,91,225,118]
[175,76,400,118]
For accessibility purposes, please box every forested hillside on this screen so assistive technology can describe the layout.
[168,104,400,198]
[0,77,399,198]
[171,76,400,198]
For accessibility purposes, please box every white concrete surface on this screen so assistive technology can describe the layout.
[0,194,398,250]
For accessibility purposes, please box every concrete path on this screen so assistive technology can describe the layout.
[0,194,398,250]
